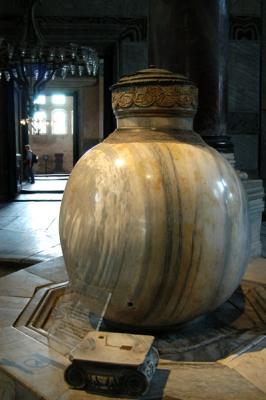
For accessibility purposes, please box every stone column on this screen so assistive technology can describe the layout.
[149,0,232,153]
[189,0,228,137]
[149,0,189,75]
[0,82,17,200]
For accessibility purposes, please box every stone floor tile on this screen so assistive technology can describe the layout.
[22,176,67,192]
[3,202,60,233]
[23,244,63,263]
[0,269,52,298]
[0,216,18,229]
[0,200,61,264]
[15,193,63,201]
[0,326,69,400]
[0,229,60,261]
[0,296,29,328]
[26,257,68,283]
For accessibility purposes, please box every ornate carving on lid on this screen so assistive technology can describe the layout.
[112,68,198,113]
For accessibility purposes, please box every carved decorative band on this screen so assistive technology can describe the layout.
[112,85,198,110]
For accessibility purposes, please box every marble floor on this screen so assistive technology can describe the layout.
[22,175,68,192]
[0,254,265,399]
[17,174,67,201]
[0,176,64,272]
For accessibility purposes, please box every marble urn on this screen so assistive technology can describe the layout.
[59,68,250,329]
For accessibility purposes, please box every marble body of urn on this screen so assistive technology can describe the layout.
[59,68,250,329]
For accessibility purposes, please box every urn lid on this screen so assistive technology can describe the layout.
[111,67,198,117]
[112,67,194,89]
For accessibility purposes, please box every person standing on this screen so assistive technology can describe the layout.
[24,144,35,184]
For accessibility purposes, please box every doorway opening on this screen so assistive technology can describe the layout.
[28,93,74,176]
[17,71,102,200]
[20,92,74,199]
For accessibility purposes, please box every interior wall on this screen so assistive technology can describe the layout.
[119,41,148,77]
[80,82,100,154]
[148,0,262,177]
[29,77,102,174]
[260,1,266,180]
[0,83,11,197]
[228,0,262,175]
[30,134,73,174]
[29,95,73,174]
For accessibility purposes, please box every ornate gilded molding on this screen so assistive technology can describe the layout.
[112,85,198,110]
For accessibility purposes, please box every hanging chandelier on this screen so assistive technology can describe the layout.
[0,0,99,118]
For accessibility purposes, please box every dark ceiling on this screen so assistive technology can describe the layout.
[0,0,149,57]
[0,0,149,17]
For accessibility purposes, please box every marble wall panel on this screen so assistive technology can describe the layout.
[262,75,266,110]
[260,3,266,178]
[229,0,261,16]
[232,134,258,171]
[31,134,73,174]
[228,42,260,113]
[230,16,261,40]
[79,84,100,142]
[227,112,259,135]
[262,1,266,110]
[120,41,148,77]
[259,110,266,178]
